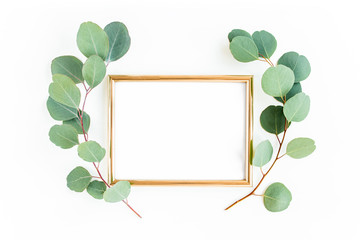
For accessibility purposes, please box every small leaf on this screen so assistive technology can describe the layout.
[252,140,273,167]
[51,56,84,84]
[252,30,277,58]
[261,65,294,97]
[87,180,107,199]
[283,92,310,122]
[263,182,292,212]
[82,55,106,88]
[103,181,131,203]
[104,22,131,62]
[228,29,252,42]
[66,166,92,192]
[260,106,286,135]
[275,82,302,103]
[49,74,81,108]
[286,138,316,159]
[278,51,311,82]
[63,111,90,134]
[229,36,259,62]
[46,97,78,121]
[77,140,106,162]
[49,124,79,149]
[77,21,109,60]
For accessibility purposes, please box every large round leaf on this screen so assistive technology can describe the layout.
[229,36,259,62]
[82,55,106,88]
[261,65,294,97]
[104,22,131,62]
[286,138,316,159]
[77,22,109,60]
[283,92,310,122]
[252,30,277,58]
[49,124,79,149]
[77,140,106,162]
[278,51,311,82]
[63,111,90,134]
[87,180,107,199]
[66,166,92,192]
[275,82,302,103]
[260,106,286,135]
[49,74,81,109]
[252,140,273,167]
[103,181,131,203]
[46,97,78,121]
[228,29,252,42]
[263,182,292,212]
[51,56,84,84]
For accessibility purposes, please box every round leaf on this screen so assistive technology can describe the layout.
[47,97,78,121]
[49,124,79,149]
[278,51,311,82]
[252,140,273,167]
[229,36,259,62]
[63,111,90,134]
[283,92,310,122]
[77,140,106,162]
[263,182,292,212]
[252,30,277,58]
[103,181,131,203]
[104,22,131,62]
[87,180,107,199]
[77,21,109,60]
[286,138,316,159]
[228,29,252,42]
[49,74,81,108]
[275,82,302,103]
[260,106,286,135]
[261,65,294,97]
[82,55,106,88]
[51,56,84,84]
[66,166,92,192]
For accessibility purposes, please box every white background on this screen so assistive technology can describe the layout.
[0,0,359,239]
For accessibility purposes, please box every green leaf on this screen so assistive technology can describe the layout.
[51,56,84,84]
[283,92,310,122]
[252,140,273,167]
[66,166,92,192]
[77,141,106,162]
[49,124,79,149]
[87,180,107,199]
[229,36,259,62]
[63,111,90,134]
[260,106,286,135]
[77,21,109,60]
[261,65,294,97]
[275,82,302,103]
[228,29,252,42]
[278,51,311,82]
[49,74,81,108]
[286,138,316,159]
[252,30,277,58]
[82,55,106,88]
[103,181,131,203]
[47,97,78,121]
[263,182,292,212]
[104,22,131,62]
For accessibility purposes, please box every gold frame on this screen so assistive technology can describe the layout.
[108,75,253,186]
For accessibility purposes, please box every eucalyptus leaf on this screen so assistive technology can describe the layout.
[228,29,252,42]
[252,30,277,58]
[87,180,107,199]
[278,51,311,82]
[66,166,92,192]
[229,36,259,62]
[46,97,78,121]
[286,138,316,159]
[82,55,106,88]
[63,111,90,134]
[103,181,131,203]
[263,182,292,212]
[77,21,109,60]
[104,22,131,62]
[260,106,286,135]
[261,65,294,97]
[77,141,106,162]
[51,56,83,84]
[252,140,273,167]
[49,124,79,149]
[49,74,81,108]
[275,82,302,103]
[283,92,310,122]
